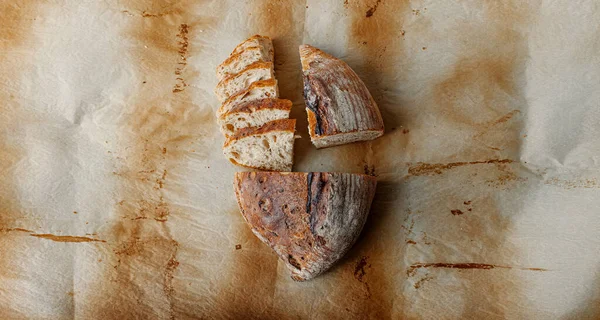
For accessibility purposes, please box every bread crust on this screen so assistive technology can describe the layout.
[214,61,274,100]
[231,35,274,59]
[223,118,296,147]
[233,171,377,281]
[217,79,278,117]
[216,46,269,80]
[299,44,384,148]
[219,98,292,119]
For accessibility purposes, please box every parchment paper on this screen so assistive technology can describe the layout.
[1,0,599,319]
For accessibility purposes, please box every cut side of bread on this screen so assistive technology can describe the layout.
[217,46,271,81]
[214,61,274,102]
[219,98,292,137]
[231,35,274,61]
[234,171,377,281]
[223,119,296,171]
[299,44,385,149]
[217,79,278,118]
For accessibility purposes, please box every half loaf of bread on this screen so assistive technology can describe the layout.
[234,171,377,281]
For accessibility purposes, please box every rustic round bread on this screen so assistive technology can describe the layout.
[234,171,377,281]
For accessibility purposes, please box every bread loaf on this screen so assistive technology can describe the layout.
[299,44,384,148]
[234,171,377,281]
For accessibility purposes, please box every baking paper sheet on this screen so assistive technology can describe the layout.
[1,0,599,319]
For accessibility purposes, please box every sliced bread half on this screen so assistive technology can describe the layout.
[217,46,271,81]
[223,119,296,172]
[214,61,274,102]
[231,35,274,61]
[217,79,278,118]
[219,98,292,137]
[299,44,384,148]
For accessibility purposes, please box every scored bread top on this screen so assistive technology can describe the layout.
[233,171,377,280]
[216,46,269,80]
[217,79,278,117]
[215,61,273,89]
[220,98,292,119]
[230,35,274,60]
[224,119,296,147]
[214,61,274,101]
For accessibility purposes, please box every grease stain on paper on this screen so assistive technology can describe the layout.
[407,262,548,277]
[408,159,514,176]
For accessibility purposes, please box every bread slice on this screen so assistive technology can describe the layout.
[223,119,296,171]
[214,61,274,102]
[231,35,274,61]
[217,79,278,118]
[234,171,377,281]
[219,98,292,137]
[299,44,385,149]
[217,46,271,81]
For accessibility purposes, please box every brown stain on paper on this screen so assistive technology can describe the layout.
[3,227,106,244]
[30,234,106,243]
[345,1,535,319]
[349,0,409,107]
[0,2,56,319]
[342,0,411,185]
[545,177,599,189]
[405,185,536,319]
[93,0,217,318]
[353,256,372,297]
[365,0,382,17]
[407,262,548,277]
[0,2,41,223]
[430,1,531,155]
[397,0,536,303]
[450,209,464,216]
[408,159,514,176]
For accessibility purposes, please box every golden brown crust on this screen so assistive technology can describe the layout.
[215,61,274,90]
[300,44,384,144]
[216,46,262,72]
[217,79,278,116]
[299,44,334,71]
[223,119,296,147]
[220,98,292,119]
[233,172,377,281]
[227,158,284,172]
[231,35,272,55]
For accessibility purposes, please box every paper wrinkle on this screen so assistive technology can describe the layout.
[0,0,599,319]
